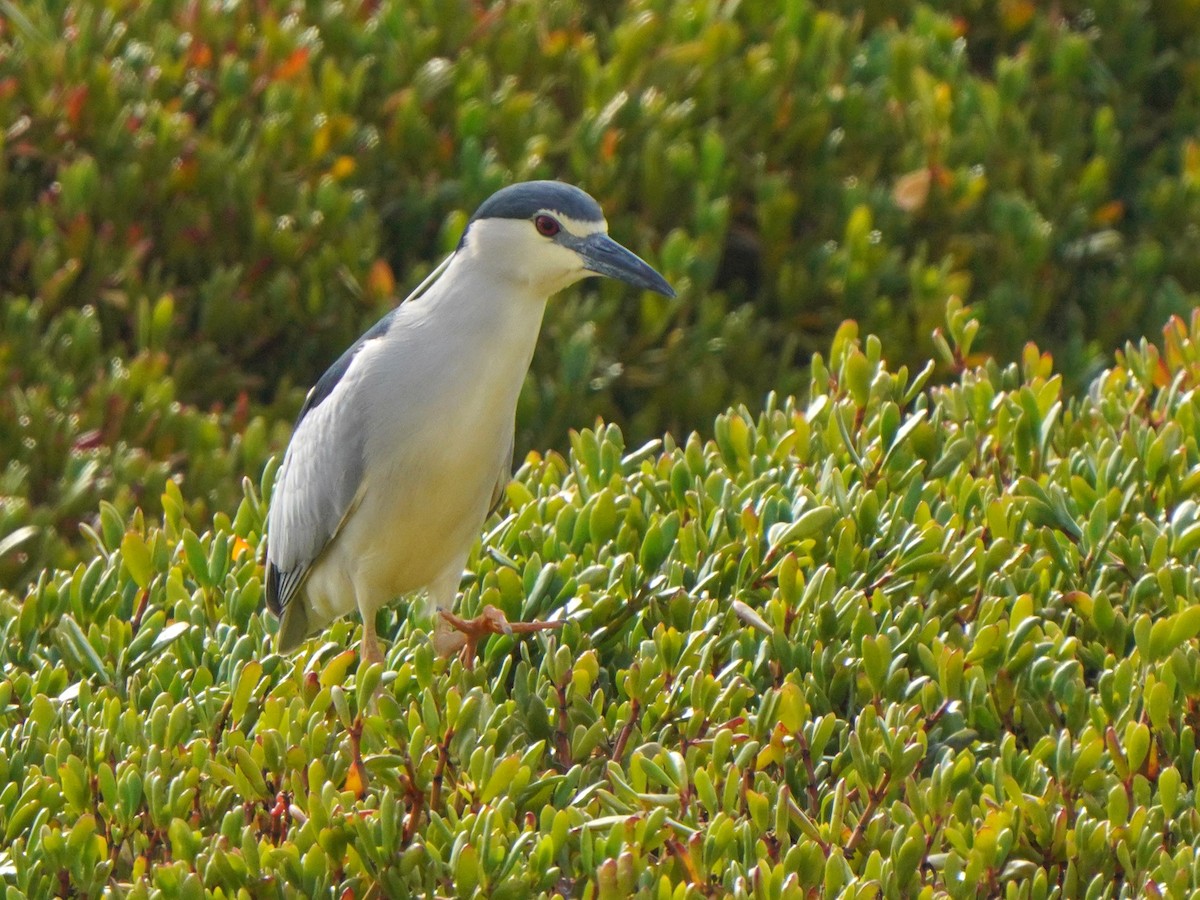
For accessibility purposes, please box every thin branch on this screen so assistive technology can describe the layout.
[843,771,890,859]
[430,727,454,812]
[795,727,821,813]
[612,698,641,762]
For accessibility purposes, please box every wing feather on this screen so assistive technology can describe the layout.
[487,431,515,517]
[263,316,393,616]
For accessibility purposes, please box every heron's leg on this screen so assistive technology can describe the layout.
[428,555,470,657]
[438,605,562,670]
[426,557,561,668]
[361,611,385,668]
[432,614,469,657]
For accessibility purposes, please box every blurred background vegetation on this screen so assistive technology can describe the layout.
[3,0,1200,588]
[7,2,1200,895]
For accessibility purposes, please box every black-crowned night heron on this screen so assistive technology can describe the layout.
[264,181,675,666]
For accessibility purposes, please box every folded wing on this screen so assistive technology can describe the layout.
[264,314,395,617]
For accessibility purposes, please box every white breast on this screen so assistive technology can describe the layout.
[301,256,549,625]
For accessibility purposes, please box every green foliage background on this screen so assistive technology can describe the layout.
[5,0,1200,587]
[3,0,1200,896]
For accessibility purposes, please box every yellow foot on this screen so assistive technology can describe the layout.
[435,605,562,669]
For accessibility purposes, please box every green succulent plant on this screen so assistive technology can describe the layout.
[4,303,1200,897]
[5,0,1200,892]
[5,0,1200,588]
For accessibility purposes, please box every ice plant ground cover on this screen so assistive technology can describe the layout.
[3,306,1200,897]
[5,0,1200,895]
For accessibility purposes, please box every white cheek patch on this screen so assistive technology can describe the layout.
[540,209,608,237]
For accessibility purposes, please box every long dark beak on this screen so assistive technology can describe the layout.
[577,233,676,297]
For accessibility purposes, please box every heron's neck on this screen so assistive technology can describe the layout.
[410,253,553,405]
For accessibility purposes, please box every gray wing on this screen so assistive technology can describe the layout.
[264,316,393,617]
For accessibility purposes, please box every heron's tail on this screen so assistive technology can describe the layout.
[276,602,312,653]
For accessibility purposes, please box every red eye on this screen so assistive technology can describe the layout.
[534,215,560,237]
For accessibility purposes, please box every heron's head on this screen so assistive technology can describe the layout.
[459,181,675,298]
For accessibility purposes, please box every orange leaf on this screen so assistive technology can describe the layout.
[1000,0,1035,31]
[66,85,88,129]
[1092,200,1124,226]
[601,128,619,161]
[274,47,309,81]
[543,29,569,55]
[343,757,367,798]
[893,167,932,212]
[367,259,395,299]
[330,155,356,180]
[1152,355,1171,388]
[188,43,213,68]
[1163,315,1188,372]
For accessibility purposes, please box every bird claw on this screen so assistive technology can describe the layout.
[437,605,563,668]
